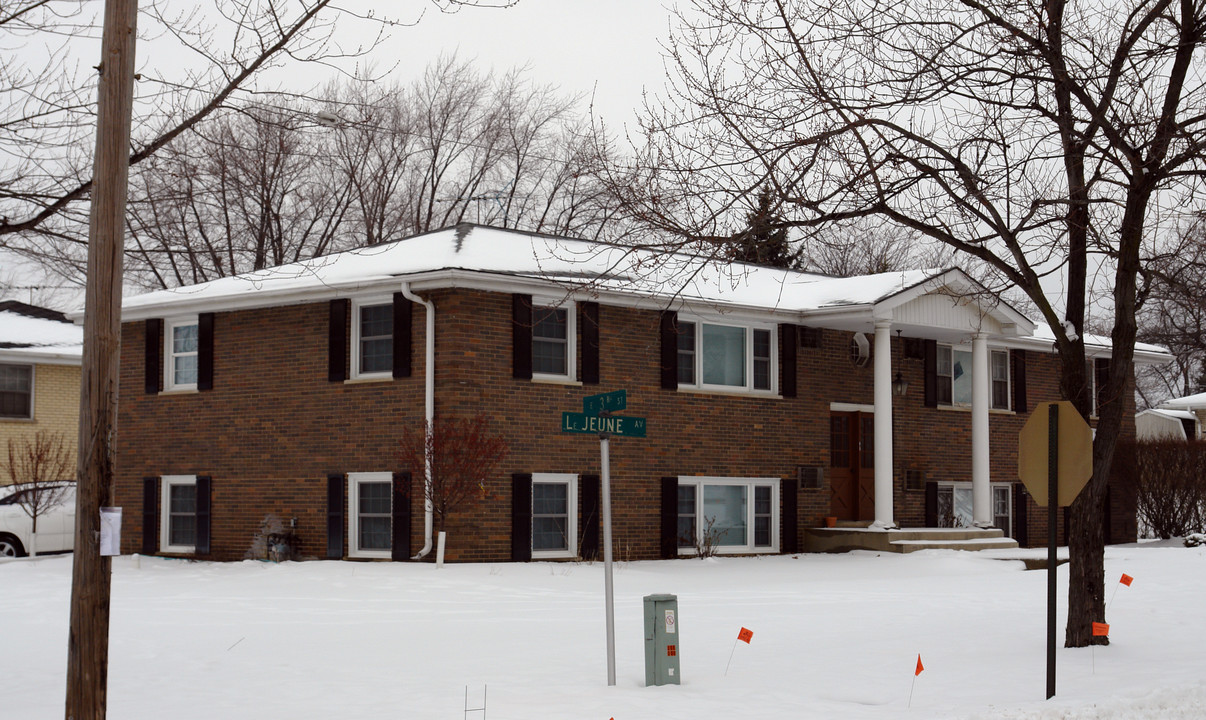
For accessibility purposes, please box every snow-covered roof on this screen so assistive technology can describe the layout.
[110,224,1169,363]
[116,224,1032,332]
[0,301,82,365]
[1138,408,1198,422]
[1025,322,1170,365]
[1161,392,1206,411]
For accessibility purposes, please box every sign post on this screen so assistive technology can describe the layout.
[563,390,646,687]
[1019,400,1093,700]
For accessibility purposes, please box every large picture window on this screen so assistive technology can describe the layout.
[677,477,779,554]
[0,363,33,419]
[160,475,197,553]
[677,319,775,393]
[937,345,1011,410]
[348,472,393,558]
[936,482,1012,536]
[164,318,199,391]
[531,473,578,559]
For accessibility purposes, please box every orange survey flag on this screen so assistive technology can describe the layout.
[915,655,924,676]
[1092,622,1110,637]
[738,627,754,644]
[1120,573,1134,586]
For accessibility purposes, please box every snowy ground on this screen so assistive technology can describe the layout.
[3,542,1204,720]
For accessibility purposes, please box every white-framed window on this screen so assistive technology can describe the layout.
[937,345,1010,410]
[164,317,199,391]
[1087,357,1108,416]
[677,318,776,393]
[0,362,34,419]
[160,475,197,553]
[531,473,578,559]
[677,477,780,554]
[532,300,576,380]
[936,482,1012,536]
[352,300,393,379]
[348,472,393,558]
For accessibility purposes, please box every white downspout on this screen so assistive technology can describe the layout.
[401,283,435,559]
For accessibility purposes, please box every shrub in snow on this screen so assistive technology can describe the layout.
[1185,533,1205,547]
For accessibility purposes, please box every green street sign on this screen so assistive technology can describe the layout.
[562,411,647,438]
[583,389,627,416]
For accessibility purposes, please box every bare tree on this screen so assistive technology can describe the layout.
[2,431,74,556]
[398,414,508,540]
[1138,216,1206,406]
[610,0,1206,647]
[0,1,516,282]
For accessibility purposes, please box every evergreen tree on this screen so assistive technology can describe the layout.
[726,187,800,269]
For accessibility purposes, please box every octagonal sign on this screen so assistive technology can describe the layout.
[1018,400,1093,507]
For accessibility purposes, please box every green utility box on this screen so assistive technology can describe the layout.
[643,594,681,686]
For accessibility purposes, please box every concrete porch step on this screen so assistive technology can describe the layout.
[802,526,1018,554]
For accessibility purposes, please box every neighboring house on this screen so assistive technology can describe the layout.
[1151,391,1206,440]
[0,301,82,486]
[110,225,1169,562]
[1136,408,1201,441]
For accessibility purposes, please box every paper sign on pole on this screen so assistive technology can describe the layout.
[99,507,122,557]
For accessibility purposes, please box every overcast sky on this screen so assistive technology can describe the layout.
[283,0,677,129]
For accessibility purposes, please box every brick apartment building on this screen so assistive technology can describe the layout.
[112,225,1168,562]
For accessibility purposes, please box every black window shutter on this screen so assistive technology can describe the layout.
[392,293,413,379]
[327,474,344,559]
[144,319,162,395]
[659,311,678,390]
[392,472,412,560]
[1011,349,1028,414]
[1095,358,1111,412]
[195,476,212,555]
[580,474,601,560]
[580,301,600,385]
[328,299,349,382]
[924,481,938,527]
[923,339,938,408]
[1013,483,1028,546]
[141,477,158,554]
[779,324,798,398]
[660,476,678,559]
[511,473,533,561]
[781,479,799,553]
[197,312,215,391]
[512,295,532,380]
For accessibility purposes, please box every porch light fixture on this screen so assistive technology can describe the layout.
[892,371,909,397]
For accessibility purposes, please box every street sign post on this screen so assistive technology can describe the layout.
[562,389,647,687]
[1018,400,1094,701]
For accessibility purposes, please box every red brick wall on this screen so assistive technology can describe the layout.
[115,289,1136,561]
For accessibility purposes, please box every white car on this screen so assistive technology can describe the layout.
[0,482,76,557]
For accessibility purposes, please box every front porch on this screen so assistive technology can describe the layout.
[802,523,1020,553]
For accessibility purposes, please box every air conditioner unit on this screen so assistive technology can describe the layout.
[798,466,824,490]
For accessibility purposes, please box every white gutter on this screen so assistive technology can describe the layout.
[401,282,435,559]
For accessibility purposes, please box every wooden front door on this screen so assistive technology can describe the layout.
[830,412,875,521]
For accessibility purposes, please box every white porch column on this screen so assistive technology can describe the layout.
[971,332,992,527]
[873,321,895,528]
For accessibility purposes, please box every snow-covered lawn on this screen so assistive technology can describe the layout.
[4,543,1204,719]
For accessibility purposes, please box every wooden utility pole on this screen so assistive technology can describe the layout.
[66,2,137,719]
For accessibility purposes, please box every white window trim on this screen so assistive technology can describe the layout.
[348,472,393,559]
[938,344,1011,410]
[0,362,35,420]
[676,316,778,395]
[531,473,578,559]
[163,316,199,392]
[937,481,1013,536]
[531,298,576,382]
[677,476,780,555]
[160,474,197,554]
[351,298,394,381]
